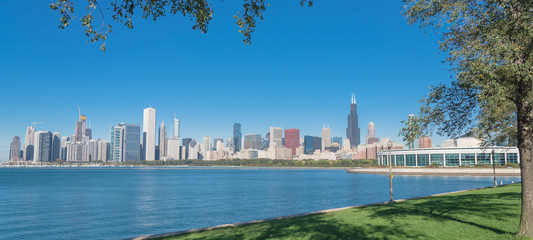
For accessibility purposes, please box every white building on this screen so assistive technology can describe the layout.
[143,107,156,160]
[173,114,180,138]
[167,137,181,160]
[202,136,211,159]
[23,126,35,161]
[377,146,519,167]
[269,127,283,148]
[321,125,331,151]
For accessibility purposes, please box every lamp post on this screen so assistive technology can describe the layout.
[388,141,393,203]
[492,149,497,187]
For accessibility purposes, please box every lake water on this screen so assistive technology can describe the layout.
[0,167,521,239]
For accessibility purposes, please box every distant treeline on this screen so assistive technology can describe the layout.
[119,159,378,168]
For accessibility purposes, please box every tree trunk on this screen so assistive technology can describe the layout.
[517,97,533,237]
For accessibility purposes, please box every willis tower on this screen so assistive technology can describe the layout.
[346,93,360,148]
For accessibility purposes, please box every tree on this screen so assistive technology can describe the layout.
[400,0,533,236]
[49,0,313,51]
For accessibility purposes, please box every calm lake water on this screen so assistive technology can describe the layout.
[0,167,521,239]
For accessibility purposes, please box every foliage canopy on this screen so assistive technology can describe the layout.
[50,0,313,51]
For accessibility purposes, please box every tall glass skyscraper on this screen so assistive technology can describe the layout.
[233,123,242,153]
[304,135,314,155]
[346,93,361,148]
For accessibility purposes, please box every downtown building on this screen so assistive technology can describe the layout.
[110,123,140,162]
[346,93,361,149]
[142,107,156,160]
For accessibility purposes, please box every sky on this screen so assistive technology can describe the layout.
[0,0,453,162]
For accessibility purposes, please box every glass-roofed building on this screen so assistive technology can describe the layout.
[377,137,519,167]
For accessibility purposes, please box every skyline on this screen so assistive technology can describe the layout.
[0,1,451,161]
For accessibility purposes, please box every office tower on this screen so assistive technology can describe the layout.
[124,124,141,161]
[75,114,87,142]
[419,136,432,148]
[213,138,223,150]
[243,134,262,150]
[202,136,211,158]
[182,138,192,148]
[110,123,141,162]
[110,124,125,162]
[269,127,283,148]
[33,131,52,163]
[321,125,331,151]
[143,107,156,160]
[342,138,352,151]
[263,132,270,149]
[216,140,224,152]
[332,137,342,147]
[346,93,361,148]
[97,139,110,161]
[51,132,61,161]
[9,136,21,162]
[159,121,167,160]
[304,135,314,155]
[173,114,180,138]
[86,139,98,161]
[233,123,242,153]
[23,126,35,161]
[167,138,181,160]
[313,136,322,151]
[182,138,192,159]
[284,129,300,155]
[85,128,92,140]
[366,122,380,144]
[60,136,69,160]
[188,140,198,159]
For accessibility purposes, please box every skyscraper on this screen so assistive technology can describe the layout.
[366,122,379,144]
[110,124,125,162]
[233,123,242,154]
[9,136,21,162]
[173,113,180,138]
[213,138,223,150]
[23,126,35,161]
[243,134,262,150]
[51,132,61,161]
[202,136,211,158]
[313,136,322,151]
[269,127,283,148]
[182,138,192,159]
[124,124,141,162]
[284,129,300,155]
[110,123,141,162]
[167,138,181,160]
[321,125,331,151]
[75,114,87,142]
[304,135,314,155]
[33,131,52,163]
[143,107,156,160]
[346,93,361,148]
[332,136,343,147]
[159,121,167,160]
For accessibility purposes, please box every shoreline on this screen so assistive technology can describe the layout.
[128,183,519,240]
[0,165,353,170]
[347,167,521,176]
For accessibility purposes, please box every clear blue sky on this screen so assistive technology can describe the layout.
[0,1,451,162]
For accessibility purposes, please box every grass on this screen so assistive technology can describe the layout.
[156,184,530,240]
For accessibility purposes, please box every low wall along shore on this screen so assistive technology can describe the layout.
[347,167,520,176]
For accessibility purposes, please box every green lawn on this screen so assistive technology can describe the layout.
[161,184,529,240]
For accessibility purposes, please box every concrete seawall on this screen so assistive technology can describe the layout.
[347,167,520,176]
